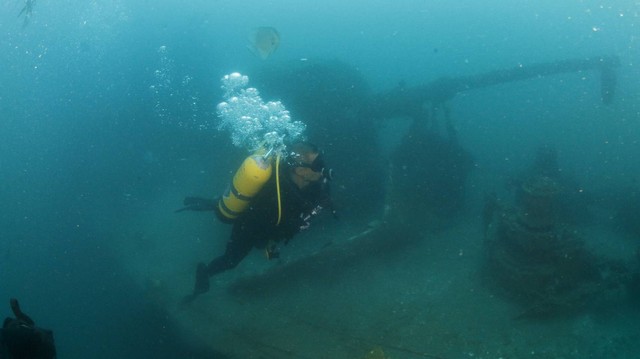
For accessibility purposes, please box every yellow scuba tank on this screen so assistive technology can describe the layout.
[217,153,273,221]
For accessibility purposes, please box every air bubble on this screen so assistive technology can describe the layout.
[217,72,306,153]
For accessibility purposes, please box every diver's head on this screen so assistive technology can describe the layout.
[287,142,333,188]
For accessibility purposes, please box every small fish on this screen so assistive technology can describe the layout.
[247,26,280,60]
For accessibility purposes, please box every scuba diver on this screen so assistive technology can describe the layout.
[17,0,36,28]
[0,298,56,359]
[179,142,334,304]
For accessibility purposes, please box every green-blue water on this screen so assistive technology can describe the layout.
[1,1,639,357]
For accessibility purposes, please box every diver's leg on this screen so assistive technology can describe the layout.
[182,242,247,305]
[184,226,254,303]
[182,220,260,305]
[204,228,254,276]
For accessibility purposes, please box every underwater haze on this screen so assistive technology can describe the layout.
[1,0,640,358]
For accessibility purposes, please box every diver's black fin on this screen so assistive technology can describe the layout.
[180,263,210,306]
[10,298,34,326]
[175,197,217,212]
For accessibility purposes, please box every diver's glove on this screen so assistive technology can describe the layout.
[264,240,280,260]
[1,298,57,359]
[175,197,217,212]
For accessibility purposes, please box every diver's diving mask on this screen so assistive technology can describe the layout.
[299,153,334,181]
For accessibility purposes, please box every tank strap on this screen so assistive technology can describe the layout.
[230,185,252,201]
[218,197,242,218]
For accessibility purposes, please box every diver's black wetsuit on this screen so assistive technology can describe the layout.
[205,163,331,277]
